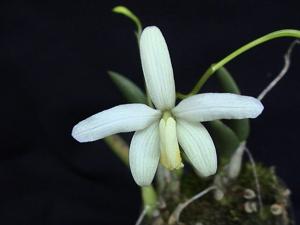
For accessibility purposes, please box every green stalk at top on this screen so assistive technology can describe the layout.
[178,29,300,98]
[112,6,142,39]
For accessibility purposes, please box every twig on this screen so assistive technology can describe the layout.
[168,186,217,225]
[135,206,149,225]
[258,40,300,101]
[244,147,263,213]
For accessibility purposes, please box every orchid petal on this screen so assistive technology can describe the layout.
[177,120,217,177]
[140,26,176,110]
[72,104,161,142]
[129,122,160,186]
[173,93,263,122]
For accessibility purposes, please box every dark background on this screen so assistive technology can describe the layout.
[1,0,300,224]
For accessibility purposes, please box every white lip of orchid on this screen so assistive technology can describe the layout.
[72,26,264,186]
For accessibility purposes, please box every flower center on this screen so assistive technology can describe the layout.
[159,111,183,170]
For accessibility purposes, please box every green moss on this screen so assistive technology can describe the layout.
[180,168,214,198]
[178,163,294,225]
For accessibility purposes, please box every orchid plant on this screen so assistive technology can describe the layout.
[72,26,263,186]
[71,6,300,225]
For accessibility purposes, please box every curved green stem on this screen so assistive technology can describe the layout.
[178,29,300,98]
[112,6,142,39]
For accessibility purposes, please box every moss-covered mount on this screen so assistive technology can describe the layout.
[146,163,294,225]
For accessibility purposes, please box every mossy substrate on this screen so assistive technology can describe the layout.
[178,163,294,225]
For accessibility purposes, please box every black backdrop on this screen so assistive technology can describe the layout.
[1,0,300,224]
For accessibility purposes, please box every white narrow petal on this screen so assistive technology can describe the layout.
[140,26,176,110]
[129,122,160,186]
[177,120,217,177]
[173,93,264,122]
[72,104,161,142]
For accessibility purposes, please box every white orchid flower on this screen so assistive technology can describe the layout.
[72,26,264,186]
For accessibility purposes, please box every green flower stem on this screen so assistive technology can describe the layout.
[112,6,142,39]
[104,135,158,215]
[141,185,158,216]
[177,29,300,99]
[176,92,188,99]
